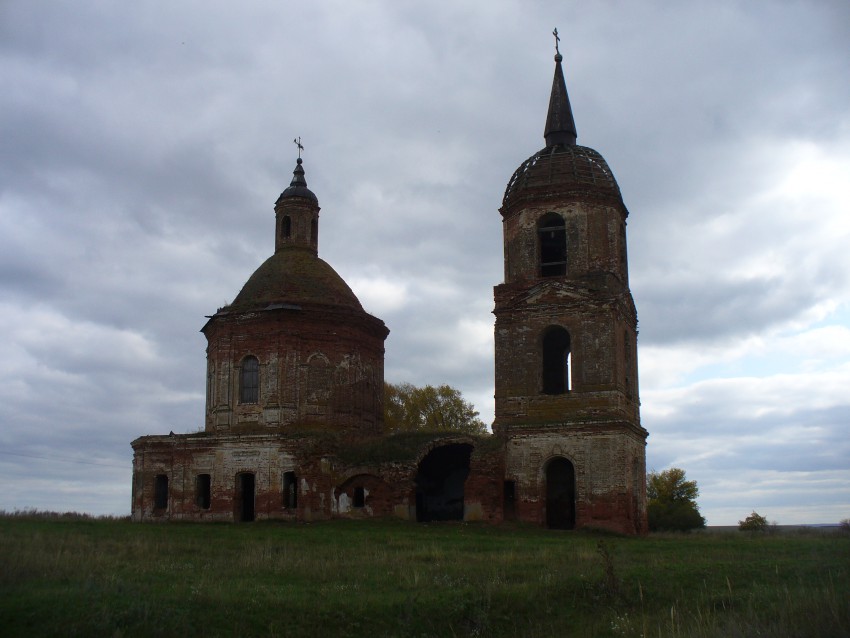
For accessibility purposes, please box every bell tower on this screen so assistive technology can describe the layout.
[494,34,648,534]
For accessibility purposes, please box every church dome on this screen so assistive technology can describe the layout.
[227,248,363,312]
[502,144,622,210]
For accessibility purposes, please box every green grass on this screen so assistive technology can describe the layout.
[0,514,847,637]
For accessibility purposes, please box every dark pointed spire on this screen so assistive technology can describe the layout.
[277,156,318,204]
[290,157,307,188]
[544,29,577,147]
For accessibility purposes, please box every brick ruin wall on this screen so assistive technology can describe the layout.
[131,433,506,524]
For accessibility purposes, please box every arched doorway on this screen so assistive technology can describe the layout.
[546,457,575,529]
[415,444,472,522]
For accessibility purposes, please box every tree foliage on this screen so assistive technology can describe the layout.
[384,382,488,435]
[647,467,706,532]
[738,511,770,532]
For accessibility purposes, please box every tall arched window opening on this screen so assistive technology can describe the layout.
[542,326,571,394]
[282,215,291,238]
[538,212,566,277]
[240,356,259,404]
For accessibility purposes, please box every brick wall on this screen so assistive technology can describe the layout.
[203,305,387,438]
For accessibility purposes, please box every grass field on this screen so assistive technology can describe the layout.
[0,513,847,637]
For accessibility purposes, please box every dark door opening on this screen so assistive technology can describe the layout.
[237,472,255,522]
[546,458,576,530]
[415,444,472,522]
[195,474,211,509]
[503,480,516,521]
[283,471,297,510]
[154,474,168,510]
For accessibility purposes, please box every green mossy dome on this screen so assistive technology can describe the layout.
[228,247,362,312]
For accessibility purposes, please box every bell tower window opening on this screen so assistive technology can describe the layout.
[282,215,291,238]
[539,212,566,277]
[239,356,259,404]
[542,326,571,394]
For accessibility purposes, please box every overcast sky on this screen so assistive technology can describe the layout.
[1,1,848,525]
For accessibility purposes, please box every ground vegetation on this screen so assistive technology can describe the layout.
[1,512,847,637]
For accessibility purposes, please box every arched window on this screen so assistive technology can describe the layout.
[538,212,566,277]
[542,326,571,394]
[310,218,317,244]
[282,215,291,238]
[239,356,259,404]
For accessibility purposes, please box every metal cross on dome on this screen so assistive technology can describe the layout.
[293,137,304,159]
[553,28,560,55]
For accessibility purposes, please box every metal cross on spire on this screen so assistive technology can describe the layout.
[293,137,304,159]
[553,28,560,55]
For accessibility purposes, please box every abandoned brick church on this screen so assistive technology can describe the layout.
[131,46,649,534]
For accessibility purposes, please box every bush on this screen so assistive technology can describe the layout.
[739,511,770,532]
[839,518,850,534]
[646,468,706,532]
[648,499,706,532]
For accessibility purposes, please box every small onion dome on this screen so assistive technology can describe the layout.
[501,144,624,211]
[276,157,318,205]
[227,248,363,312]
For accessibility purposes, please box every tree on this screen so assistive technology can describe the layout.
[738,511,770,532]
[646,467,706,532]
[383,382,488,435]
